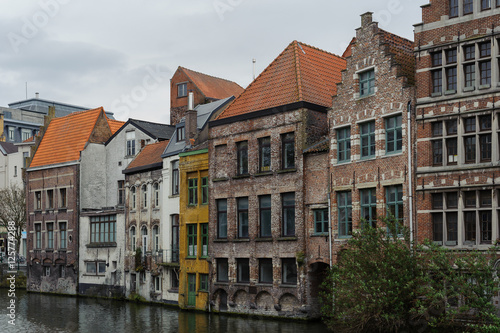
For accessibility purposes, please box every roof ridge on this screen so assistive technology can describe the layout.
[180,66,242,86]
[129,118,171,126]
[295,40,344,61]
[57,106,104,119]
[293,41,303,102]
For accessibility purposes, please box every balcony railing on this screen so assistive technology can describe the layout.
[152,248,179,265]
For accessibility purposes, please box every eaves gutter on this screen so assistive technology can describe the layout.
[209,101,328,128]
[27,160,80,172]
[122,162,163,175]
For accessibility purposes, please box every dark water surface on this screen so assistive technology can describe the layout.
[0,288,330,333]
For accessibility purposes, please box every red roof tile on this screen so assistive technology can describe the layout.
[216,41,346,120]
[108,119,126,134]
[379,29,415,85]
[125,140,169,171]
[181,67,244,100]
[30,107,116,168]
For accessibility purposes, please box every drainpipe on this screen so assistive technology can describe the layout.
[328,170,332,268]
[407,101,414,247]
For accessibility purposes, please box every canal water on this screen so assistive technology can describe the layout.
[0,288,330,333]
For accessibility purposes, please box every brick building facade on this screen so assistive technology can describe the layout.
[329,13,416,257]
[208,41,345,318]
[26,108,118,294]
[414,1,500,249]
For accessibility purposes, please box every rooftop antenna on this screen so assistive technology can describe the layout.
[252,58,256,80]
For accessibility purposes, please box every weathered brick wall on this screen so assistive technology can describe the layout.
[26,164,80,294]
[170,69,206,126]
[328,14,415,260]
[208,107,326,318]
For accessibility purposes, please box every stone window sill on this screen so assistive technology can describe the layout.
[444,89,456,95]
[255,238,273,242]
[276,168,296,174]
[213,177,229,182]
[479,84,491,90]
[87,242,117,248]
[279,284,297,288]
[277,237,297,241]
[255,171,273,177]
[463,86,475,92]
[233,238,250,242]
[431,92,442,97]
[232,174,250,179]
[213,239,228,243]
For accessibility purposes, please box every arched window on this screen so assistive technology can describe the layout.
[153,225,159,253]
[142,184,148,208]
[154,183,160,207]
[130,226,136,251]
[131,187,136,210]
[141,226,148,254]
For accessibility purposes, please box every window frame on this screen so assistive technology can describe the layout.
[259,258,273,284]
[177,83,187,98]
[188,177,198,206]
[237,197,249,239]
[338,191,352,238]
[337,127,351,163]
[360,188,377,228]
[360,121,376,159]
[237,258,250,284]
[314,209,329,235]
[463,0,473,14]
[281,132,295,170]
[359,69,375,97]
[59,222,67,249]
[200,223,208,258]
[187,224,197,258]
[258,137,271,173]
[259,195,272,238]
[171,160,179,195]
[126,131,136,156]
[449,0,458,17]
[46,222,54,249]
[385,115,403,154]
[282,193,295,237]
[281,258,297,285]
[236,141,249,175]
[35,223,41,249]
[217,199,228,239]
[201,177,208,205]
[217,258,229,282]
[90,215,117,244]
[386,185,404,235]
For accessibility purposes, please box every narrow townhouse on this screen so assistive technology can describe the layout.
[78,118,172,298]
[162,96,234,307]
[123,140,169,301]
[329,13,416,254]
[25,107,119,294]
[169,66,243,125]
[414,0,500,296]
[208,40,346,318]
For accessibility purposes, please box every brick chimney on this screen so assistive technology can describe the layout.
[361,12,373,28]
[185,92,197,145]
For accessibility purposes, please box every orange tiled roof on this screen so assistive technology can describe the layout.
[216,41,346,120]
[379,29,415,85]
[125,140,169,171]
[108,119,126,134]
[342,38,356,58]
[181,67,244,100]
[30,107,115,168]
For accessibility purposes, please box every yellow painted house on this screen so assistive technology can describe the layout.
[178,148,210,310]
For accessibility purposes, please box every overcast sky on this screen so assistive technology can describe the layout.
[0,0,428,124]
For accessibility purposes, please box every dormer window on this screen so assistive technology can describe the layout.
[177,127,185,141]
[177,83,187,97]
[126,131,136,156]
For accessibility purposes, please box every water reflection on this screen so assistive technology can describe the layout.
[0,289,330,333]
